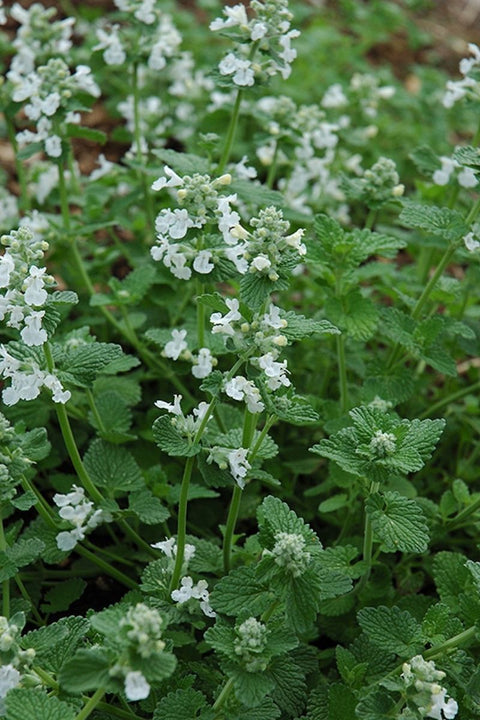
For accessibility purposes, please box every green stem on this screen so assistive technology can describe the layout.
[74,687,106,720]
[336,334,348,412]
[132,63,154,234]
[446,492,480,529]
[249,415,275,462]
[424,625,476,659]
[169,356,247,591]
[15,575,44,625]
[213,676,235,713]
[356,481,379,594]
[96,703,145,720]
[76,546,137,589]
[86,389,107,434]
[44,345,156,557]
[217,89,243,175]
[420,380,480,419]
[34,665,59,690]
[0,508,10,617]
[223,485,242,574]
[266,141,279,189]
[5,112,30,212]
[196,282,206,348]
[261,599,280,622]
[365,207,377,230]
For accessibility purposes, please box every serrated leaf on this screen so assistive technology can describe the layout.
[188,537,223,574]
[210,566,274,616]
[40,578,87,614]
[409,145,442,174]
[6,688,76,720]
[88,391,132,436]
[366,491,430,553]
[59,647,112,693]
[230,697,281,720]
[230,180,284,207]
[284,574,319,633]
[355,688,398,720]
[231,667,275,708]
[325,292,378,341]
[83,439,144,492]
[399,201,468,241]
[153,415,201,457]
[265,393,320,426]
[21,427,51,461]
[63,343,125,386]
[153,688,209,720]
[257,496,320,549]
[433,552,471,607]
[357,605,421,656]
[281,312,340,341]
[26,617,90,674]
[327,683,357,720]
[453,145,480,169]
[0,538,45,580]
[128,488,170,524]
[269,656,306,716]
[151,148,209,175]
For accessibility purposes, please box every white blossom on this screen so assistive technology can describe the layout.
[192,348,214,379]
[154,394,183,416]
[227,448,251,488]
[210,298,242,336]
[20,310,47,346]
[164,329,188,360]
[193,250,214,274]
[124,671,151,701]
[171,576,216,617]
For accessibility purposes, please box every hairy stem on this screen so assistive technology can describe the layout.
[0,508,10,617]
[5,112,30,212]
[74,687,106,720]
[217,89,243,175]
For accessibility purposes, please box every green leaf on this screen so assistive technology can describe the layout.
[66,123,106,144]
[453,145,480,169]
[152,415,201,457]
[83,440,144,492]
[269,656,306,717]
[284,574,320,633]
[210,566,275,617]
[230,697,281,720]
[151,148,209,175]
[355,688,398,720]
[6,688,76,720]
[281,312,340,341]
[357,605,421,656]
[366,491,430,553]
[88,391,133,438]
[421,603,464,645]
[264,393,320,426]
[153,688,210,720]
[188,538,223,575]
[21,427,51,461]
[41,579,87,614]
[0,538,45,581]
[410,145,442,174]
[230,180,284,208]
[63,343,125,386]
[399,201,468,241]
[59,647,113,693]
[257,496,320,549]
[433,552,472,608]
[327,683,357,720]
[128,488,170,524]
[325,292,378,341]
[231,667,275,708]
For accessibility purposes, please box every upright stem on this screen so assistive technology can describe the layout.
[0,508,10,617]
[223,409,257,573]
[336,334,348,412]
[213,677,235,714]
[356,481,379,594]
[365,208,377,230]
[217,89,243,175]
[76,546,136,589]
[266,141,279,189]
[196,281,206,348]
[5,112,30,212]
[132,63,154,234]
[74,687,106,720]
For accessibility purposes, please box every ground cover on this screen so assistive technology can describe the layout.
[1,1,480,718]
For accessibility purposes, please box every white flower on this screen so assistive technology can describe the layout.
[193,250,214,274]
[20,310,47,346]
[95,26,126,65]
[210,298,242,335]
[89,154,115,181]
[164,329,188,360]
[210,4,248,31]
[219,53,255,87]
[458,166,477,188]
[224,376,264,413]
[23,265,48,306]
[427,686,458,720]
[155,394,183,415]
[0,252,15,288]
[0,664,21,711]
[124,671,151,701]
[44,135,62,158]
[151,537,196,562]
[227,448,251,489]
[192,348,214,379]
[151,165,183,192]
[258,352,291,390]
[251,255,271,272]
[171,576,216,617]
[155,208,192,239]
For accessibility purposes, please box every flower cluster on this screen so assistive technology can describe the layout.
[233,617,269,672]
[12,58,100,158]
[110,603,166,701]
[443,42,480,108]
[53,485,110,551]
[151,536,196,565]
[210,0,300,86]
[433,155,477,188]
[269,531,311,577]
[369,430,397,458]
[401,655,458,719]
[210,301,291,392]
[7,3,75,80]
[0,345,70,406]
[207,445,252,488]
[171,576,216,618]
[0,226,53,347]
[161,328,216,380]
[94,3,181,71]
[154,394,211,437]
[342,156,404,210]
[0,613,36,715]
